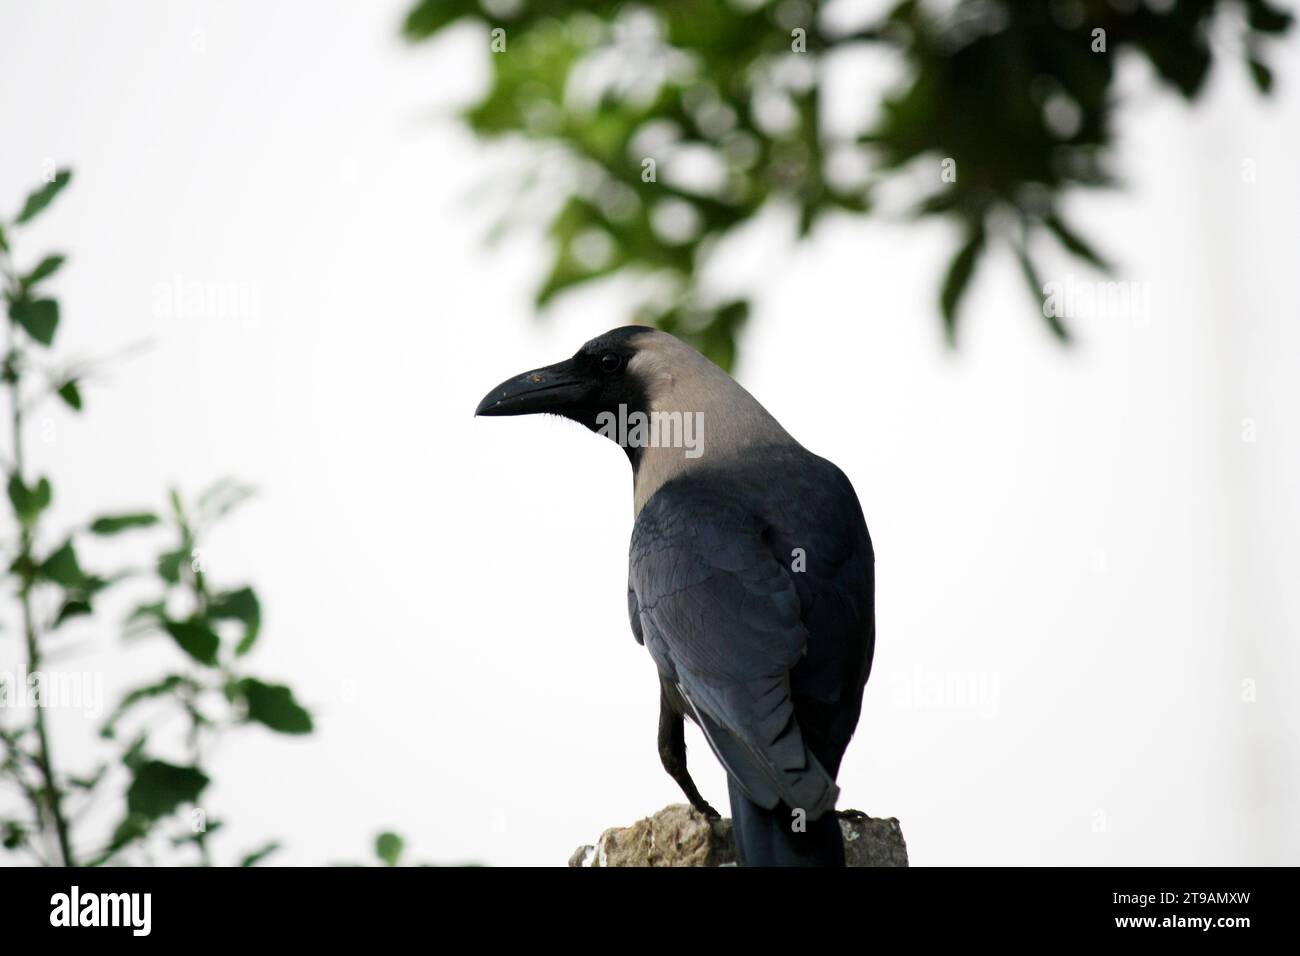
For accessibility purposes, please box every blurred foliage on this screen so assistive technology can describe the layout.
[332,830,483,867]
[403,0,1291,363]
[0,173,311,866]
[375,830,405,866]
[1,173,471,867]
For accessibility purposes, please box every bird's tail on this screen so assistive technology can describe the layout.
[727,777,845,867]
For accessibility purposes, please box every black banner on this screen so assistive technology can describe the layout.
[0,865,1286,942]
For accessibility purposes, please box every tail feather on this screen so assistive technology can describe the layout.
[682,686,840,818]
[728,777,845,867]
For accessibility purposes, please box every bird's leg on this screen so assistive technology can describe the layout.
[658,688,720,820]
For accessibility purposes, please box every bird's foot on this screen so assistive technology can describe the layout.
[692,800,722,821]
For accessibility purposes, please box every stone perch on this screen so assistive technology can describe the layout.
[569,805,908,867]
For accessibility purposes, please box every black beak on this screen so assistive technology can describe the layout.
[474,358,595,417]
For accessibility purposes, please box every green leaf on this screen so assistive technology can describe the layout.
[54,597,93,627]
[239,841,282,867]
[7,553,37,586]
[210,587,261,656]
[234,629,259,657]
[103,674,199,737]
[1246,1,1294,34]
[168,487,186,523]
[121,734,149,770]
[7,474,52,526]
[157,547,188,584]
[534,198,629,308]
[2,820,29,850]
[401,0,478,40]
[22,254,66,289]
[128,600,166,621]
[90,512,159,535]
[940,227,985,345]
[123,600,167,640]
[14,169,73,225]
[196,478,255,523]
[375,831,404,867]
[83,814,150,866]
[40,540,87,588]
[56,380,82,411]
[9,297,59,346]
[69,765,109,791]
[237,678,313,734]
[1044,214,1112,273]
[1247,57,1274,93]
[126,759,209,820]
[163,618,220,666]
[1013,241,1070,343]
[0,223,8,253]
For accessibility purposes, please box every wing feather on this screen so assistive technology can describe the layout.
[629,482,839,817]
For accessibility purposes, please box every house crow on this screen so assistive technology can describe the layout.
[476,327,875,866]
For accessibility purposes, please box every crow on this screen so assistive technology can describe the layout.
[476,326,875,866]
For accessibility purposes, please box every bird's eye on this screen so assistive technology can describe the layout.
[599,352,623,373]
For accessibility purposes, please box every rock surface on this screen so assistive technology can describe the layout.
[569,804,907,867]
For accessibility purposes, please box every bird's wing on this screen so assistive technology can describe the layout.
[629,480,839,817]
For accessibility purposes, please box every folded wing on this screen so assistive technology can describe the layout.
[629,481,840,818]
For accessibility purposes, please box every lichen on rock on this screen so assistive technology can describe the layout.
[570,805,907,867]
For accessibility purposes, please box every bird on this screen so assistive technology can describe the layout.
[475,326,875,866]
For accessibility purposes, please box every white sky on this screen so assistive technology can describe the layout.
[1,0,1297,866]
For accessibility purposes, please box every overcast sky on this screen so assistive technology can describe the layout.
[1,0,1297,866]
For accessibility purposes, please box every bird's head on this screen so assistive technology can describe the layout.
[476,325,789,497]
[474,326,659,438]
